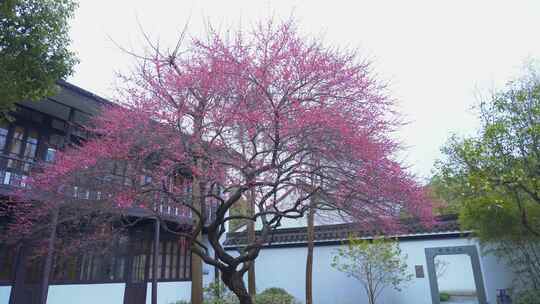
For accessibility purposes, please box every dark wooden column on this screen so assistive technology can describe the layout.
[39,107,75,304]
[213,251,220,298]
[247,190,256,300]
[151,218,160,304]
[9,244,26,304]
[39,209,59,304]
[305,203,315,304]
[190,172,203,304]
[40,108,75,304]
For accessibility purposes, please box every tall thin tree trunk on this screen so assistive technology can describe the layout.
[368,287,375,304]
[191,170,204,304]
[305,202,315,304]
[247,190,256,300]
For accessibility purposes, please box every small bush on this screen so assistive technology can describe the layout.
[168,281,238,304]
[255,288,298,304]
[204,282,238,304]
[170,285,298,304]
[439,292,450,302]
[515,289,540,304]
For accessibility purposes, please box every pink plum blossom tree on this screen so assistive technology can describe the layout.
[3,18,432,304]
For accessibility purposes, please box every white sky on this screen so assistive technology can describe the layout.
[66,0,540,180]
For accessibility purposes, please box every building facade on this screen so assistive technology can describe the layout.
[0,82,196,304]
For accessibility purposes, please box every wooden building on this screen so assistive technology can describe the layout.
[0,81,194,304]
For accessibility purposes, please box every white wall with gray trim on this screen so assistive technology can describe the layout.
[2,237,515,304]
[40,234,216,304]
[43,275,214,304]
[230,237,515,304]
[48,283,126,304]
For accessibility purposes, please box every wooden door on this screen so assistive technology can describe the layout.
[123,282,148,304]
[123,237,150,304]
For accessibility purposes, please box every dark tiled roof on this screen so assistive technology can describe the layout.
[224,214,464,248]
[57,80,115,106]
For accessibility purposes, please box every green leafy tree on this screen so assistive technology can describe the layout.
[0,0,78,114]
[331,237,412,304]
[427,175,463,215]
[434,65,540,291]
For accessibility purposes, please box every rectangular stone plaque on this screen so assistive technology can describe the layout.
[415,265,424,278]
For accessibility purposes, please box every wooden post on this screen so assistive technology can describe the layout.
[191,173,203,304]
[40,208,59,304]
[9,244,25,304]
[305,203,315,304]
[38,106,75,304]
[247,190,256,300]
[214,251,220,299]
[152,218,160,304]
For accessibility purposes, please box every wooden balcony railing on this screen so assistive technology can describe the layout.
[0,154,217,225]
[0,153,35,188]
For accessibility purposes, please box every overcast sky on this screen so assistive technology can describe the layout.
[66,0,540,180]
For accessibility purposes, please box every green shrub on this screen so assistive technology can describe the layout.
[515,289,540,304]
[439,292,450,302]
[255,288,298,304]
[169,285,298,304]
[203,281,238,304]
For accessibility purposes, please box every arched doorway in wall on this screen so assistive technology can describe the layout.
[425,246,487,304]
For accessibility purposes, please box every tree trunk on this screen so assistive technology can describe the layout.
[247,190,256,300]
[222,270,253,304]
[367,285,376,304]
[305,204,314,304]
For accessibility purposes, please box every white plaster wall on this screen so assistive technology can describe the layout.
[144,270,214,304]
[436,254,476,293]
[234,200,349,232]
[145,282,191,304]
[0,286,11,304]
[249,245,367,304]
[230,237,516,304]
[47,283,126,304]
